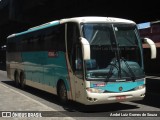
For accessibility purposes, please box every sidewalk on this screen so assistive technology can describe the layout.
[0,82,74,120]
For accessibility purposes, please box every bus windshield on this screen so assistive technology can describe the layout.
[82,23,144,81]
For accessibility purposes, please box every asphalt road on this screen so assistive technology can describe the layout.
[0,70,160,120]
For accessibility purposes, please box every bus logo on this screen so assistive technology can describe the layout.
[119,87,123,91]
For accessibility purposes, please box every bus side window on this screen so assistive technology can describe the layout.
[67,23,77,72]
[43,24,65,51]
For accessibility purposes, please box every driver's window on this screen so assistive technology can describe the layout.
[75,44,84,79]
[67,22,84,79]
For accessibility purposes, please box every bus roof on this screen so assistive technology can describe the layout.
[7,16,135,39]
[60,16,135,24]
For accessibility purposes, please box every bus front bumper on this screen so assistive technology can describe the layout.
[84,87,145,105]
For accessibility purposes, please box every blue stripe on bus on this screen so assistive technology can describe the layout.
[21,51,70,91]
[91,80,144,92]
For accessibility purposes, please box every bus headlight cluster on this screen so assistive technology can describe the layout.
[86,88,105,93]
[134,85,145,90]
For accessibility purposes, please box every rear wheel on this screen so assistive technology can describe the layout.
[58,82,68,104]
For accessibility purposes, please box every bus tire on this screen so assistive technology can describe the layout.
[14,71,20,87]
[20,72,25,89]
[58,81,68,104]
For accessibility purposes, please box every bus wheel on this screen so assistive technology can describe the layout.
[14,72,20,87]
[58,81,68,104]
[20,72,25,89]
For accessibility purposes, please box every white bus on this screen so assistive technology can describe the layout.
[6,17,156,105]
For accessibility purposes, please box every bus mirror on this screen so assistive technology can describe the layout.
[80,37,90,60]
[143,38,157,59]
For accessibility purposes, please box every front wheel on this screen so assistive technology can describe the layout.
[20,72,25,89]
[58,82,68,104]
[14,72,20,87]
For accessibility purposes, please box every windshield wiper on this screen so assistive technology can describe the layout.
[121,58,136,81]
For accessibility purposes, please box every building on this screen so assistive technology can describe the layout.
[139,22,160,76]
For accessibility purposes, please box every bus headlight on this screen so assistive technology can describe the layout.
[134,85,145,90]
[86,88,105,93]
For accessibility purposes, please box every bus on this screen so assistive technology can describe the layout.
[6,17,156,105]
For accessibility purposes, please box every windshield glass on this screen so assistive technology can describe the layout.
[82,23,144,81]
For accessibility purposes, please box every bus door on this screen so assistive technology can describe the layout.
[67,43,85,103]
[66,23,85,103]
[74,44,85,103]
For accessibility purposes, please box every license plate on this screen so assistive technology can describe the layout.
[116,96,126,100]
